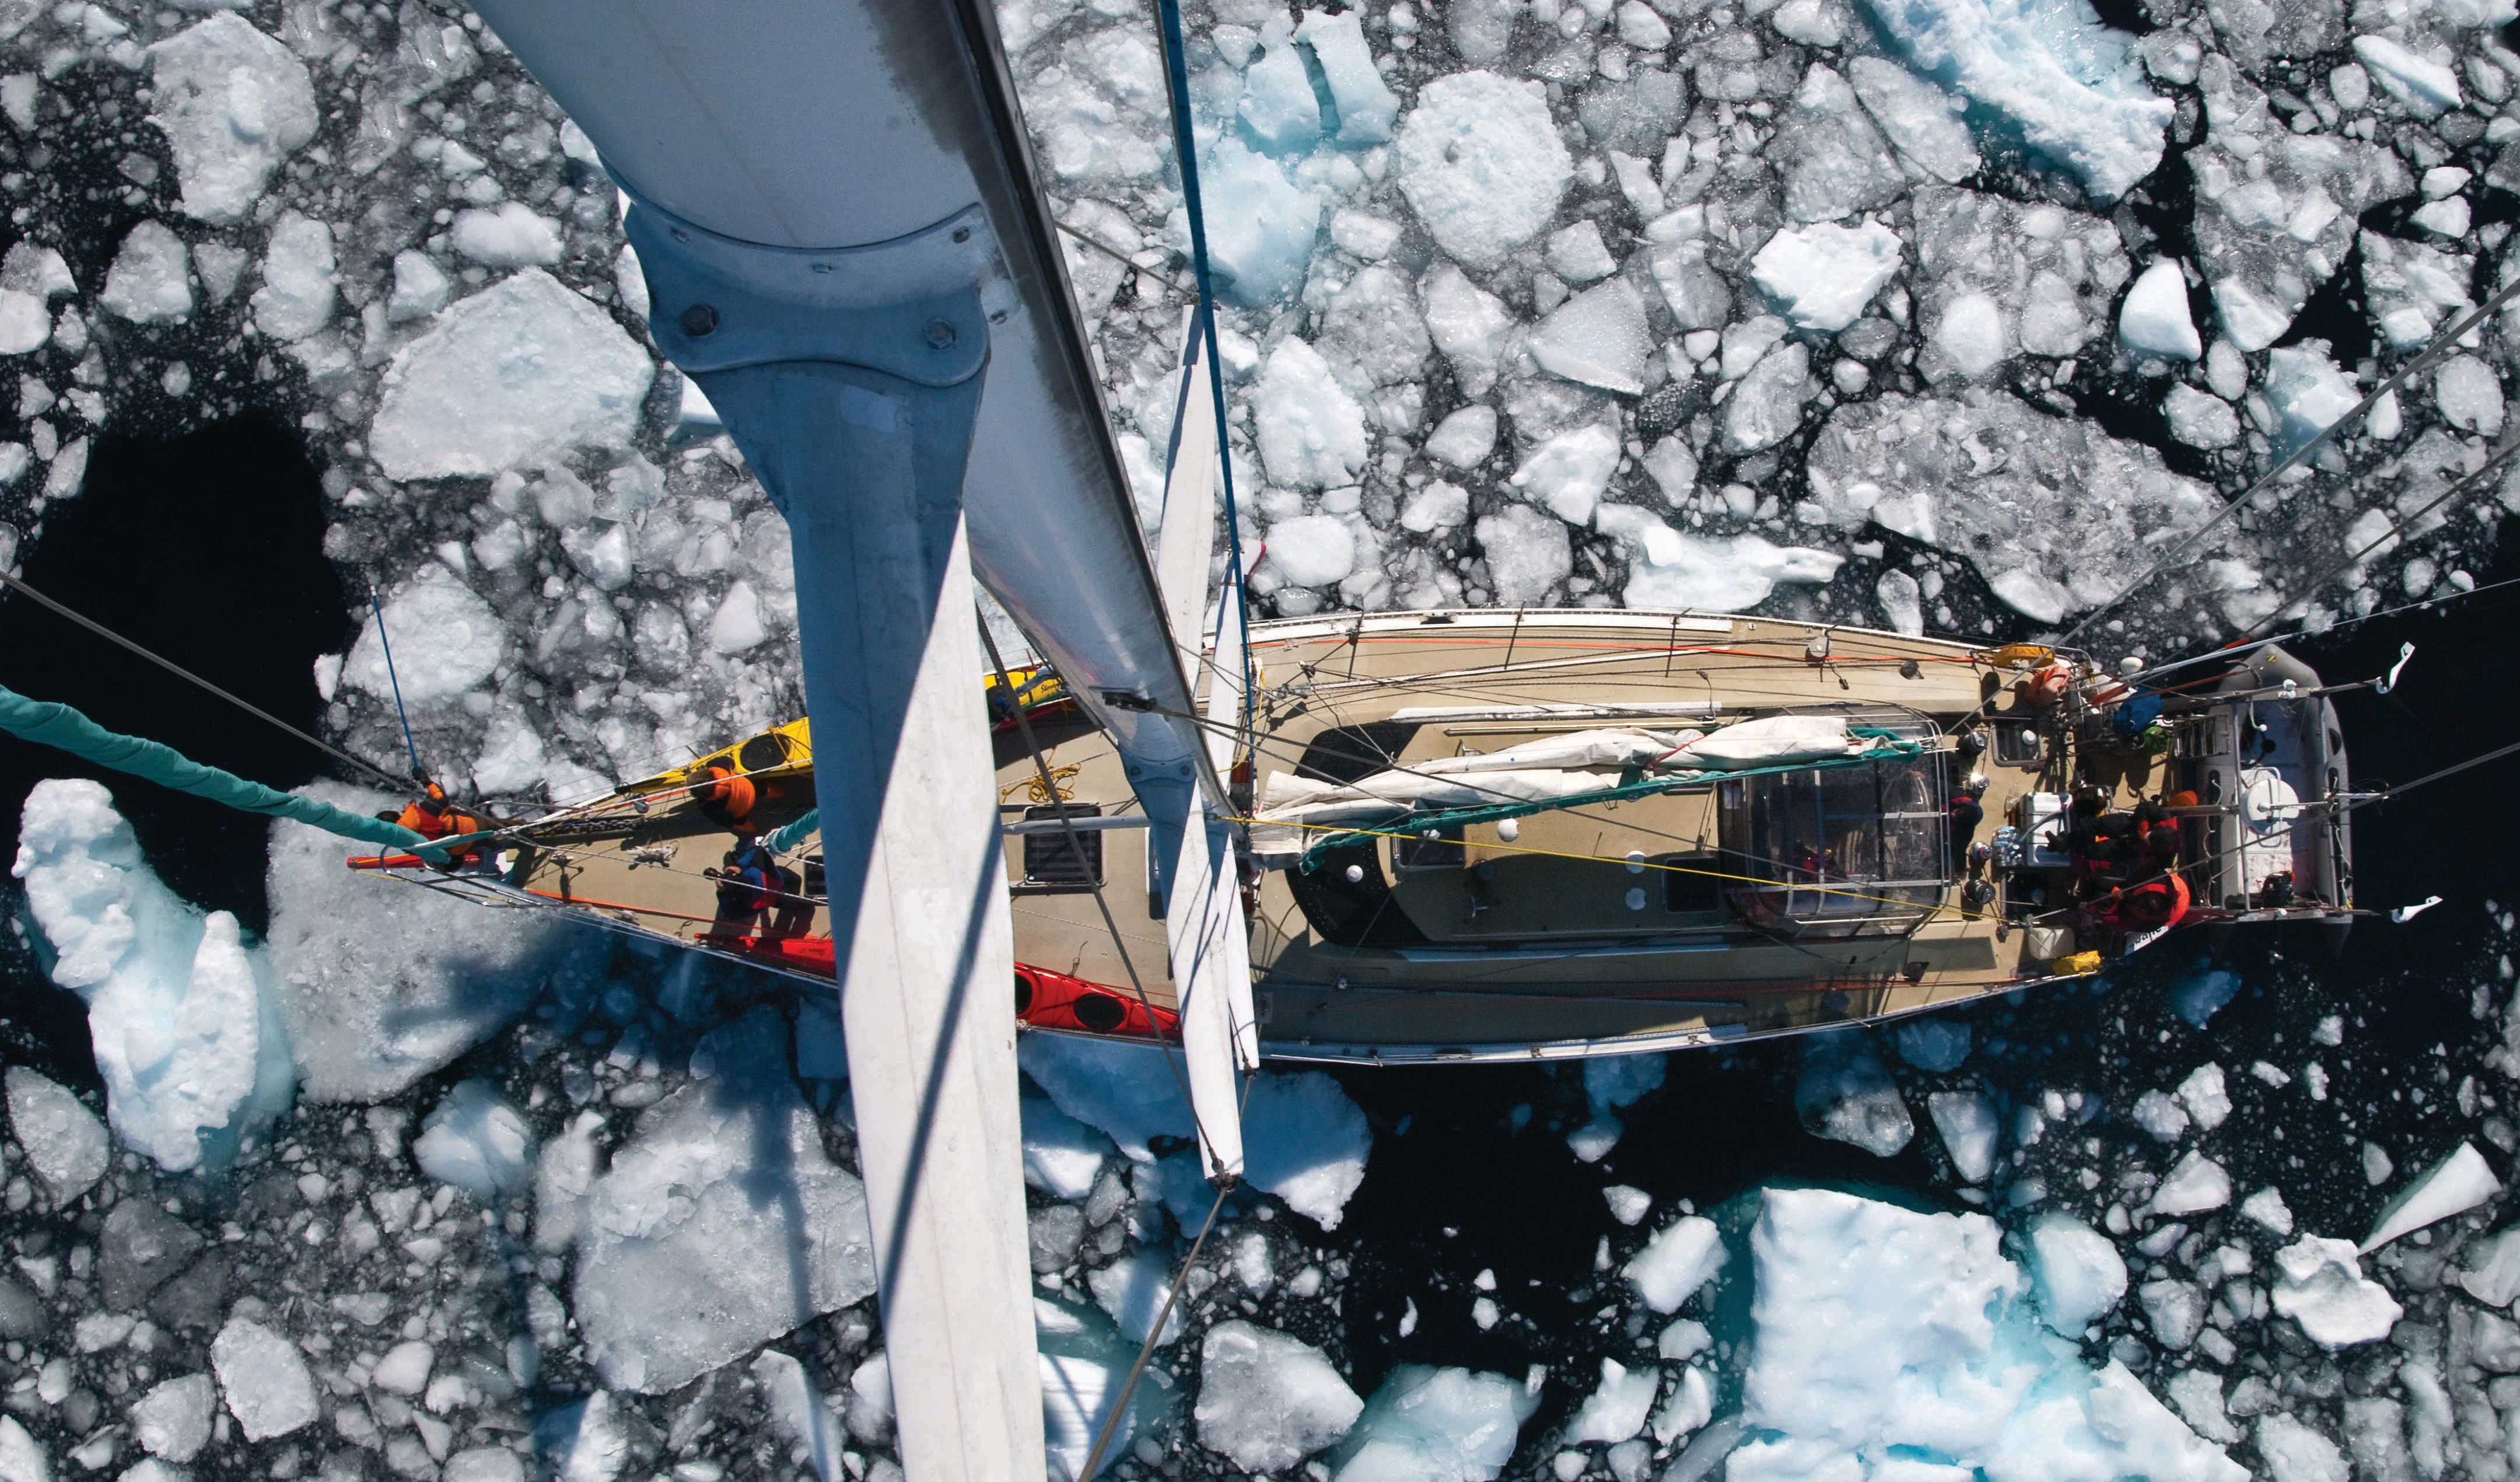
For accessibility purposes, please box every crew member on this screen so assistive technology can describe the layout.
[691,762,758,834]
[376,780,485,854]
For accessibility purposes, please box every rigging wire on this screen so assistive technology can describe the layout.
[1076,1180,1233,1482]
[0,568,417,796]
[365,579,426,781]
[2054,271,2520,652]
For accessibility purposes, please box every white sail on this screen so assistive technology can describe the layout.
[1154,319,1256,1179]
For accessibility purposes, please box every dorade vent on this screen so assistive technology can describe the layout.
[1020,803,1104,889]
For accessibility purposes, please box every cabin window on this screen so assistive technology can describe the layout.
[1717,751,1950,939]
[1660,855,1726,913]
[1392,823,1465,872]
[1019,803,1103,890]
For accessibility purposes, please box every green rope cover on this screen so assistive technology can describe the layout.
[0,680,464,862]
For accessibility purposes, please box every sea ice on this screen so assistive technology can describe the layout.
[368,269,654,481]
[1265,514,1360,590]
[1650,1366,1714,1446]
[250,211,334,341]
[2255,1415,2348,1482]
[1254,338,1370,490]
[130,1373,215,1462]
[1892,1019,1970,1072]
[2118,261,2201,359]
[1624,1215,1726,1313]
[573,1009,877,1393]
[13,779,293,1173]
[1846,56,1979,183]
[1777,64,1905,224]
[1510,424,1620,525]
[1421,264,1516,396]
[99,222,194,325]
[2434,356,2505,438]
[1527,279,1650,396]
[1927,1089,1999,1182]
[388,250,452,323]
[1195,1321,1363,1472]
[1794,1036,1914,1156]
[1475,505,1572,603]
[1088,1246,1184,1347]
[1566,1358,1658,1446]
[0,242,74,355]
[2456,1226,2520,1306]
[1592,510,1842,611]
[2350,36,2460,116]
[412,1079,534,1201]
[1017,1033,1192,1161]
[1331,1366,1536,1482]
[1394,72,1572,270]
[4,1067,107,1204]
[146,14,318,225]
[2270,1236,2401,1348]
[1724,344,1817,453]
[1860,0,2171,199]
[2164,386,2239,449]
[2239,1186,2294,1236]
[2150,1151,2232,1216]
[1021,1095,1112,1202]
[0,1416,42,1482]
[1295,9,1400,145]
[1199,139,1321,305]
[2026,1214,2127,1332]
[2261,345,2361,456]
[264,782,559,1101]
[2140,1280,2206,1350]
[1750,221,1903,333]
[1424,408,1497,471]
[452,202,566,268]
[538,1392,634,1482]
[2361,1141,2502,1252]
[1604,1187,1652,1226]
[210,1316,319,1441]
[338,571,505,705]
[1738,1189,2241,1480]
[2130,1090,2189,1142]
[1241,1070,1373,1229]
[750,1351,848,1482]
[2169,970,2239,1027]
[1240,27,1321,153]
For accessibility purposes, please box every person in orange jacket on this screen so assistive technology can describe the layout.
[691,763,757,833]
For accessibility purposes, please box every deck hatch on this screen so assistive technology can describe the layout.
[1019,803,1104,890]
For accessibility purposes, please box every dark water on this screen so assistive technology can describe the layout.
[0,416,356,1089]
[3,417,2518,1446]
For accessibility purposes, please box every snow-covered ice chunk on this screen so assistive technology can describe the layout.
[1650,1366,1714,1446]
[1242,1071,1373,1229]
[2140,1280,2206,1351]
[1296,9,1399,144]
[387,250,452,323]
[2350,36,2460,117]
[1592,508,1843,611]
[1424,408,1497,471]
[1777,64,1906,224]
[0,243,74,356]
[147,14,318,225]
[1254,338,1369,490]
[1017,1033,1191,1161]
[338,571,503,705]
[1604,1186,1651,1226]
[1723,343,1817,453]
[1264,514,1359,590]
[1545,222,1617,285]
[2239,1186,2294,1236]
[1528,279,1649,395]
[2118,260,2200,359]
[2455,1225,2520,1306]
[1625,1215,1726,1313]
[0,1415,44,1482]
[1195,1321,1363,1472]
[1794,1035,1913,1156]
[2169,970,2238,1027]
[2270,1236,2401,1348]
[1860,0,2171,199]
[1422,265,1516,396]
[369,269,654,481]
[2434,356,2504,438]
[265,781,558,1102]
[1240,30,1321,153]
[210,1317,318,1441]
[573,1009,876,1392]
[1740,1189,2242,1480]
[2027,1214,2126,1332]
[2255,1415,2347,1482]
[1509,424,1620,525]
[1927,1089,1998,1183]
[1021,1095,1111,1202]
[1876,571,1925,636]
[4,1067,107,1203]
[2164,385,2239,449]
[1394,72,1572,270]
[1751,221,1903,333]
[412,1080,534,1201]
[1332,1366,1536,1482]
[371,1340,433,1396]
[451,202,565,268]
[749,1351,847,1482]
[130,1373,215,1463]
[1401,480,1471,534]
[2361,1142,2502,1252]
[538,1392,634,1482]
[1567,1358,1658,1445]
[250,211,334,342]
[1200,140,1321,306]
[1475,505,1572,604]
[1847,56,1979,183]
[2150,1151,2231,1216]
[2262,345,2361,456]
[1088,1246,1183,1347]
[1931,291,2008,378]
[13,779,292,1173]
[100,222,194,325]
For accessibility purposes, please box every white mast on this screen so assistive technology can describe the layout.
[460,0,1241,1473]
